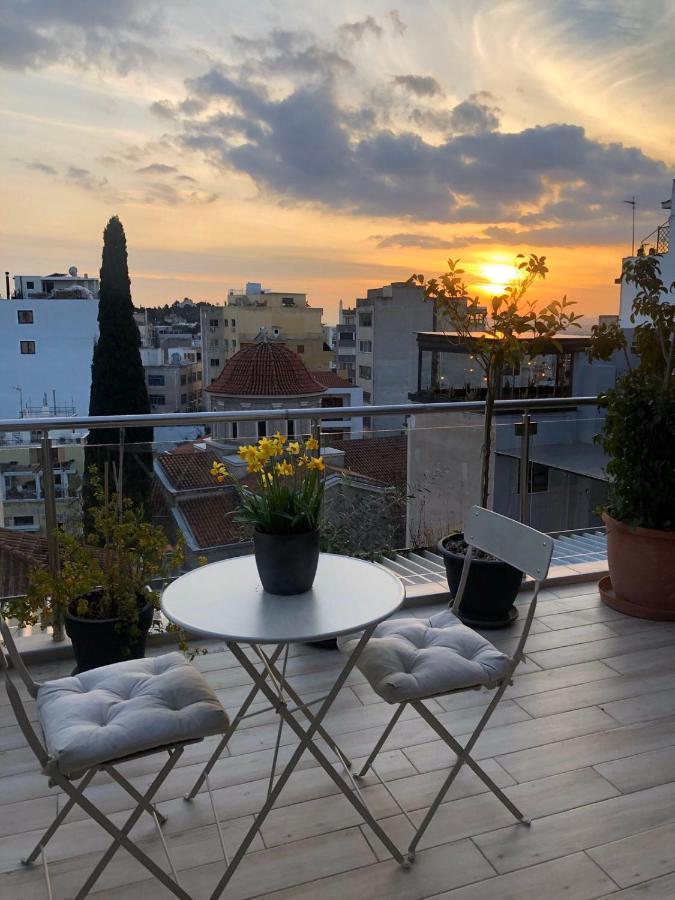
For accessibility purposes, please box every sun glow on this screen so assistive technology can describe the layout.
[479,262,521,295]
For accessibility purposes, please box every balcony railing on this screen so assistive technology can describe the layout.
[0,395,606,643]
[639,219,670,256]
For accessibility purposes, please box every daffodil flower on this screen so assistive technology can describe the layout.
[287,441,301,455]
[307,456,325,472]
[304,437,319,451]
[275,461,294,476]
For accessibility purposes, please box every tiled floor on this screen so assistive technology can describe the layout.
[3,581,675,899]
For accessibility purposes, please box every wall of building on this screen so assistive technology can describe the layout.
[0,297,99,421]
[356,283,432,433]
[206,393,325,444]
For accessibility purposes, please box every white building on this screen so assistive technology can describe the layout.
[619,179,674,327]
[12,266,99,301]
[355,282,432,434]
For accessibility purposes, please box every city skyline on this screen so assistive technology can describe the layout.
[2,1,674,321]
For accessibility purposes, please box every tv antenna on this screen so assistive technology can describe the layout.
[623,197,637,256]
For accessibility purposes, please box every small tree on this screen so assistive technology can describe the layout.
[86,216,153,512]
[409,255,582,508]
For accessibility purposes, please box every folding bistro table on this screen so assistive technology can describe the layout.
[161,552,407,897]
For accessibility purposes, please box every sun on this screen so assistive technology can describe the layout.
[479,262,521,295]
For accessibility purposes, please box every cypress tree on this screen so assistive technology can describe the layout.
[85,216,153,512]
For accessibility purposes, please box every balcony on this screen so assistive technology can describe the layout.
[2,403,675,898]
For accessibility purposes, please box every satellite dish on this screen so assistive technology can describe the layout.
[68,266,78,276]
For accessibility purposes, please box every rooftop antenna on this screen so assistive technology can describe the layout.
[623,197,637,256]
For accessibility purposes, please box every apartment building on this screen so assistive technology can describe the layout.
[355,282,432,433]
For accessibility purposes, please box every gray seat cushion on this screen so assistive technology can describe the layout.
[37,652,229,776]
[338,610,512,703]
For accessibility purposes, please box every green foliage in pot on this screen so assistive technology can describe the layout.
[588,255,675,530]
[7,467,183,653]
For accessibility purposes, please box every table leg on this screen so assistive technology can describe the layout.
[207,632,406,899]
[184,644,284,801]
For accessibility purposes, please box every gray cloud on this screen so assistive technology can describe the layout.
[175,174,196,183]
[232,29,353,81]
[338,16,383,43]
[174,70,668,241]
[373,232,455,249]
[1,0,161,74]
[24,160,58,176]
[149,99,176,120]
[392,74,443,97]
[386,10,407,35]
[66,166,108,191]
[450,92,500,134]
[137,163,178,175]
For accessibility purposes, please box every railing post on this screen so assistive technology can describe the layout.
[514,412,537,526]
[41,431,64,641]
[311,417,321,453]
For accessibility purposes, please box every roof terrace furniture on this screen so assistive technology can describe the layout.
[161,552,408,898]
[0,611,229,899]
[339,506,554,864]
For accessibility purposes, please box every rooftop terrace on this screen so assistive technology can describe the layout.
[3,578,675,899]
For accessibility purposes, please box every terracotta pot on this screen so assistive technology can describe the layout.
[601,512,675,619]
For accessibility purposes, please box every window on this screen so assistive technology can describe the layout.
[281,297,295,307]
[26,281,35,290]
[359,313,372,327]
[13,515,34,527]
[209,318,219,327]
[287,419,295,437]
[231,319,236,327]
[17,310,34,324]
[180,374,187,386]
[363,416,372,429]
[297,344,304,354]
[20,341,35,354]
[321,396,343,408]
[148,374,165,386]
[359,365,372,380]
[363,391,371,403]
[516,462,549,494]
[149,394,166,405]
[257,420,267,438]
[180,393,187,404]
[210,358,220,367]
[358,340,372,353]
[232,340,237,348]
[231,422,238,439]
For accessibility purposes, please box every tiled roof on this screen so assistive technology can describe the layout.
[157,451,219,491]
[178,492,250,549]
[326,436,408,488]
[0,528,48,598]
[206,341,326,397]
[312,371,353,388]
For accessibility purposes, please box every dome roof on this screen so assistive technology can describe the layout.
[206,340,326,397]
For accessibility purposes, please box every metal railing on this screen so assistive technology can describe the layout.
[0,395,601,641]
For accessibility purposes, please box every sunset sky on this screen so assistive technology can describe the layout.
[1,0,674,324]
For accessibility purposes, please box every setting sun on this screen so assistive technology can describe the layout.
[479,262,522,295]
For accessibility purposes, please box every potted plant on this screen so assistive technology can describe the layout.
[210,433,325,595]
[588,254,675,618]
[7,467,183,672]
[409,255,581,626]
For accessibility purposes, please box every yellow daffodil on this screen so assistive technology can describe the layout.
[257,437,276,460]
[273,431,287,445]
[297,455,308,467]
[304,437,319,451]
[287,441,301,455]
[307,456,325,472]
[275,461,294,476]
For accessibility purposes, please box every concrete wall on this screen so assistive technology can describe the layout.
[406,409,490,546]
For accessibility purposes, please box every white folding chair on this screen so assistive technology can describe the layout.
[0,610,230,899]
[339,506,553,863]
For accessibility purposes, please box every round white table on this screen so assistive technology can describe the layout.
[161,552,406,897]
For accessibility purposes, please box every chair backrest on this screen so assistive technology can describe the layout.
[463,506,553,582]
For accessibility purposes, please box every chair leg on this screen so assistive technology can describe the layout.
[357,703,405,777]
[49,749,190,900]
[22,768,97,864]
[105,765,169,825]
[407,689,528,859]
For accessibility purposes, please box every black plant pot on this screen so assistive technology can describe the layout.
[437,533,523,628]
[65,596,155,674]
[253,529,320,595]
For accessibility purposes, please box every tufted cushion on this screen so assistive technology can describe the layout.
[338,610,512,704]
[37,652,229,776]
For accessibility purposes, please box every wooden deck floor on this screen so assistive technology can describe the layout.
[3,580,675,899]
